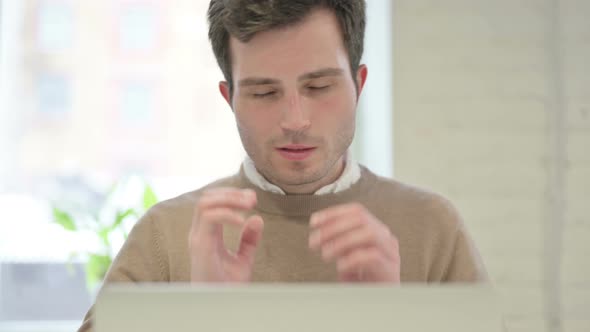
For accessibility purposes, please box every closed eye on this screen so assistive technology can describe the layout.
[308,85,330,91]
[252,91,277,98]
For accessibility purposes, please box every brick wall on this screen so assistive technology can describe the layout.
[392,1,589,331]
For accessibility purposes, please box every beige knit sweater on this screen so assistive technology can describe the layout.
[78,165,487,331]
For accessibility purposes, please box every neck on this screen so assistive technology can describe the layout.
[237,164,376,217]
[276,156,346,195]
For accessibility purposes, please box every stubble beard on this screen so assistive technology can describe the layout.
[238,123,355,189]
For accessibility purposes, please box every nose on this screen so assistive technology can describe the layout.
[279,93,311,133]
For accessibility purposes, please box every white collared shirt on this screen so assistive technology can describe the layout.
[242,152,361,195]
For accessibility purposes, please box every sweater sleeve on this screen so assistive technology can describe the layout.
[442,224,489,282]
[420,192,489,283]
[77,210,168,332]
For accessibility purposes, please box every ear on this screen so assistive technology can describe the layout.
[219,81,232,107]
[355,64,368,97]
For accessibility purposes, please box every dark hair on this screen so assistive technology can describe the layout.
[207,0,366,92]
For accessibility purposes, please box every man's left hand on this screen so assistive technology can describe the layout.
[309,203,401,283]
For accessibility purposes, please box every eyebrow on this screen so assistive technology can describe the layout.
[298,67,344,81]
[237,67,344,87]
[238,77,280,87]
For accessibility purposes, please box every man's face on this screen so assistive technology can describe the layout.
[220,9,367,194]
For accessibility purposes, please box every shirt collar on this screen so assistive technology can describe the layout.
[242,152,361,195]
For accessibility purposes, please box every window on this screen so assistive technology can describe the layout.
[0,1,393,330]
[37,72,71,116]
[0,1,243,328]
[115,0,164,57]
[118,79,156,126]
[36,0,74,52]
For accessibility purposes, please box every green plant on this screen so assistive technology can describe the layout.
[52,181,158,291]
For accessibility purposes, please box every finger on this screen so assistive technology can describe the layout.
[194,208,246,234]
[308,216,363,250]
[322,225,398,261]
[318,226,377,261]
[197,188,257,213]
[237,215,264,264]
[338,269,368,283]
[336,247,383,276]
[310,203,367,229]
[337,271,361,283]
[188,208,247,262]
[338,269,377,283]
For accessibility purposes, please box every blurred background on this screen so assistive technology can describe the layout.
[0,1,588,332]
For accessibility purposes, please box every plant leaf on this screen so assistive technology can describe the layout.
[98,228,111,248]
[65,252,79,276]
[85,254,112,290]
[105,182,119,200]
[52,207,77,231]
[111,208,135,231]
[142,185,158,210]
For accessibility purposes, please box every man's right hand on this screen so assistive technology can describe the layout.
[188,188,264,282]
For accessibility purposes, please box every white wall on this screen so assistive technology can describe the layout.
[393,1,589,331]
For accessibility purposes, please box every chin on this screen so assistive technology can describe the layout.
[278,165,328,185]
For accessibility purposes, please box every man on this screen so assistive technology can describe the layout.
[78,0,487,330]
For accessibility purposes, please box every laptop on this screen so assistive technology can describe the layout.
[95,284,501,332]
